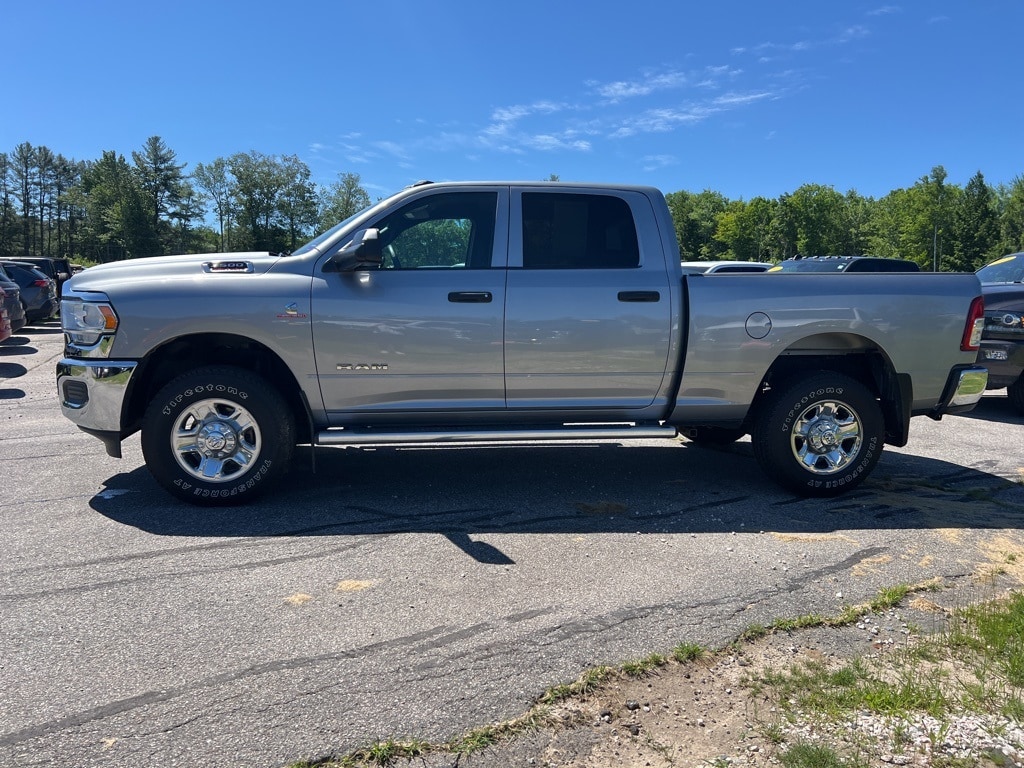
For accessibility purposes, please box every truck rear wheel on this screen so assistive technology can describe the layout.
[752,372,883,497]
[141,366,295,506]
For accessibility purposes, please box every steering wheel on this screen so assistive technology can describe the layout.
[383,244,401,269]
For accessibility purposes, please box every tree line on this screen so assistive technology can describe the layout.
[0,137,371,263]
[2,136,1023,270]
[670,166,1024,271]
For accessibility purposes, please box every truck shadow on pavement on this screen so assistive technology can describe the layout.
[91,440,1024,561]
[958,393,1024,425]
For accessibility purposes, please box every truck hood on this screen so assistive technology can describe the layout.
[66,252,283,292]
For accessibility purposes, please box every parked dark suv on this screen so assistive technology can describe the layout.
[0,261,58,323]
[770,255,921,273]
[976,252,1024,414]
[0,265,26,332]
[13,256,73,297]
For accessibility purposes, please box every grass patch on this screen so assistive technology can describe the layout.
[749,588,1024,735]
[672,642,705,663]
[539,664,616,704]
[779,741,868,768]
[621,652,667,677]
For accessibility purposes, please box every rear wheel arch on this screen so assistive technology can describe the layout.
[756,348,907,445]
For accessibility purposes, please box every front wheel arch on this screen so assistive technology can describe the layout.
[125,333,312,444]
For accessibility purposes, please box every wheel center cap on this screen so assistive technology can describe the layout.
[809,422,839,451]
[197,423,237,455]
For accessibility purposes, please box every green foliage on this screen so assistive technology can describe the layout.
[540,665,616,704]
[949,171,1000,271]
[779,742,867,768]
[320,171,371,231]
[998,175,1024,254]
[673,642,705,662]
[715,196,776,262]
[870,584,910,612]
[69,150,154,261]
[193,157,233,251]
[5,135,1024,270]
[621,652,667,677]
[666,189,730,261]
[954,592,1024,686]
[132,135,188,255]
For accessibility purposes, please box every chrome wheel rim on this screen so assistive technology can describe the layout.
[790,399,862,475]
[170,398,261,483]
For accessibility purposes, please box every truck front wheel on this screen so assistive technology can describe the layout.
[752,372,883,497]
[141,366,295,506]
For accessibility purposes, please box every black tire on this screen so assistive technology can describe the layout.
[682,427,747,445]
[752,372,883,497]
[141,366,295,506]
[1008,374,1024,415]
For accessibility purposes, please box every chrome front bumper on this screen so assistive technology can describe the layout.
[56,358,138,433]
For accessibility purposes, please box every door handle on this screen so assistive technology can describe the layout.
[448,291,493,303]
[617,291,660,302]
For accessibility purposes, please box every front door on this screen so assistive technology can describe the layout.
[312,189,508,420]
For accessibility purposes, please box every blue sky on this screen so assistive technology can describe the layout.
[4,2,1022,202]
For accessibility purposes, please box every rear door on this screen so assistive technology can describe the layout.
[503,189,673,409]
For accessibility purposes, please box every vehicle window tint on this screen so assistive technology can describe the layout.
[374,192,497,269]
[522,193,640,269]
[978,255,1024,284]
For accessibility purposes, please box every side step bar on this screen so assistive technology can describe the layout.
[316,423,679,446]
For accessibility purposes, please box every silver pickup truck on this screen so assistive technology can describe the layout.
[56,181,988,505]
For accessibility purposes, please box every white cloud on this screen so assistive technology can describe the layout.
[838,25,870,42]
[611,106,715,138]
[642,154,678,171]
[593,70,688,102]
[713,91,774,107]
[373,141,410,160]
[479,101,589,154]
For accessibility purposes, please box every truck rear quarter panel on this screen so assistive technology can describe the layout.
[671,272,982,422]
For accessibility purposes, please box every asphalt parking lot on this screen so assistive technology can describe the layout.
[2,322,1023,768]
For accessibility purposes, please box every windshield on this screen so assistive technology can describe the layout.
[977,254,1024,284]
[291,192,403,257]
[291,208,371,257]
[771,260,850,273]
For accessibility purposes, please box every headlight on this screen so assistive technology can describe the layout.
[61,298,119,347]
[985,311,1024,334]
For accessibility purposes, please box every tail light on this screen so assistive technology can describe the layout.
[961,295,985,351]
[31,279,48,287]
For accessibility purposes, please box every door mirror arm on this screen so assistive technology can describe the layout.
[328,228,383,271]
